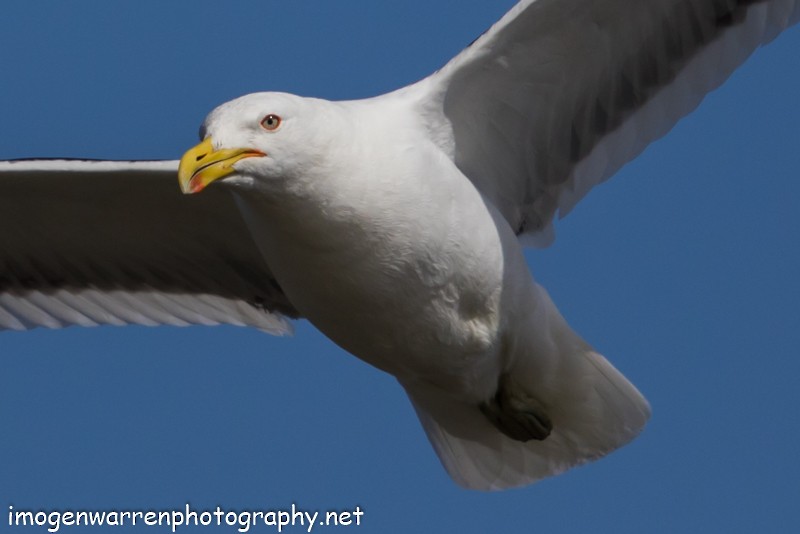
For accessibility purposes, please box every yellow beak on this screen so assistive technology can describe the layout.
[177,137,265,194]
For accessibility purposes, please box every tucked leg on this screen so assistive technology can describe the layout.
[480,375,552,442]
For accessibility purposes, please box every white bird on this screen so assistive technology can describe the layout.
[1,0,798,490]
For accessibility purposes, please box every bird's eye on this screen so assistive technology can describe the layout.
[260,114,282,131]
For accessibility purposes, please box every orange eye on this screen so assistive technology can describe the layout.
[260,114,282,131]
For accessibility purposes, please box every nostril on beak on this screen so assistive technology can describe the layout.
[195,154,205,162]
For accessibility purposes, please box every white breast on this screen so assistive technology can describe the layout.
[230,108,520,397]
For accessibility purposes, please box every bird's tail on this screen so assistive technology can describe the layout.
[403,288,650,491]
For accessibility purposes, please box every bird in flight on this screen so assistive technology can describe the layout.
[1,0,797,490]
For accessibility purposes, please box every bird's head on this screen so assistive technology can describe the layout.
[178,92,331,194]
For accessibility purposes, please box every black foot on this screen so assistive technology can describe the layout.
[480,377,552,442]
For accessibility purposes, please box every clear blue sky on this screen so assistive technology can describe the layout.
[1,1,799,532]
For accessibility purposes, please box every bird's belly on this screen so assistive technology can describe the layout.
[234,192,508,399]
[288,236,504,395]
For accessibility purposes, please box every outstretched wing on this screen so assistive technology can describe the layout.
[0,159,297,332]
[414,0,800,245]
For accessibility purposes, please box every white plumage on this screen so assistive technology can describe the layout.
[1,0,798,490]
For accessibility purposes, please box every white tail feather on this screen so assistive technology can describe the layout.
[404,294,650,490]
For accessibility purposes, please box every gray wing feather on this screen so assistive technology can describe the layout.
[0,159,297,332]
[415,0,800,245]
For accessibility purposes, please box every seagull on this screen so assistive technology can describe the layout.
[1,0,798,491]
